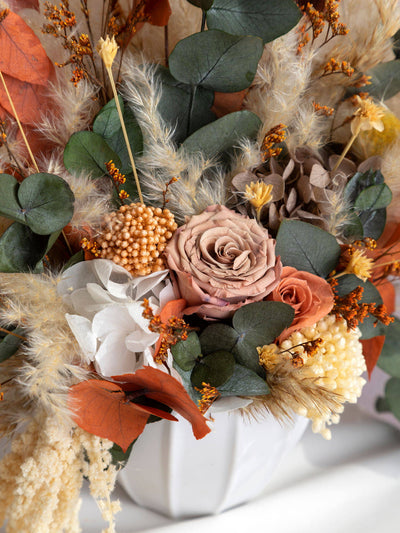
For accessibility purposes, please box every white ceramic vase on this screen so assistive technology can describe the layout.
[118,409,308,518]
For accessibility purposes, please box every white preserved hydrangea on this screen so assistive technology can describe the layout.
[57,259,175,377]
[280,315,366,439]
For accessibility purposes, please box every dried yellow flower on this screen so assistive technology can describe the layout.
[96,36,118,69]
[344,249,374,282]
[244,181,273,220]
[351,96,385,136]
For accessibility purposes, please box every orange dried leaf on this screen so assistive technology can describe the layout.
[159,298,186,322]
[144,0,172,26]
[0,10,53,85]
[212,89,248,118]
[7,1,39,11]
[113,366,211,440]
[69,380,151,452]
[361,335,386,379]
[0,72,52,124]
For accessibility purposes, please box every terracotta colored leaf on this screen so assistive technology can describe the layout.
[153,298,186,359]
[212,89,248,118]
[144,0,172,26]
[0,10,53,85]
[361,280,395,377]
[7,1,39,11]
[361,335,386,379]
[113,366,211,440]
[159,298,186,322]
[69,379,177,452]
[0,73,52,124]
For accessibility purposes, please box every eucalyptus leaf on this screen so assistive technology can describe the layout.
[354,184,392,210]
[199,323,238,355]
[363,60,400,101]
[186,0,214,9]
[0,174,19,219]
[0,327,25,363]
[171,331,202,371]
[219,364,269,397]
[358,208,386,240]
[169,30,263,92]
[191,350,235,388]
[0,222,48,272]
[384,377,400,421]
[173,363,201,404]
[103,106,143,175]
[377,318,400,378]
[207,0,301,44]
[275,219,341,278]
[376,396,390,412]
[64,131,122,178]
[342,212,364,241]
[344,169,384,204]
[335,274,386,339]
[93,96,125,138]
[110,439,136,468]
[0,173,74,235]
[156,66,215,144]
[62,250,85,272]
[232,301,294,373]
[182,110,261,159]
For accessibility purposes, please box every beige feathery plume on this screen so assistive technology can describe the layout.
[308,0,400,108]
[244,29,320,147]
[121,57,227,222]
[0,273,88,437]
[40,153,112,231]
[37,75,100,149]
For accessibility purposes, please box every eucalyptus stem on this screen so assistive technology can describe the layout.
[0,70,39,173]
[105,65,144,203]
[0,327,27,341]
[332,123,360,173]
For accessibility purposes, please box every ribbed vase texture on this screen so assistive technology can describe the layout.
[118,410,308,518]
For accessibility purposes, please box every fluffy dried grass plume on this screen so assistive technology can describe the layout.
[0,273,89,437]
[307,0,400,108]
[39,154,112,231]
[244,29,326,149]
[121,57,227,222]
[37,75,100,149]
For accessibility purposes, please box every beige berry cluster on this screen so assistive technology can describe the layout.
[98,203,177,276]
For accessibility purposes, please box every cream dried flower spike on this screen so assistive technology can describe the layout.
[97,36,143,204]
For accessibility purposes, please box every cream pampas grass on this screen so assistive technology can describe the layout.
[37,76,100,149]
[40,154,112,231]
[0,273,88,437]
[121,57,227,222]
[243,29,326,150]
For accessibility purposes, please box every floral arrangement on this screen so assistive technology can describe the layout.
[0,0,400,531]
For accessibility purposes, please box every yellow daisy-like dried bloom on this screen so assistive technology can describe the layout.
[96,36,118,69]
[352,107,400,159]
[256,315,366,440]
[244,181,273,220]
[351,96,385,136]
[344,249,374,282]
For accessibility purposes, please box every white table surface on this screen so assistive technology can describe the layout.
[75,403,400,533]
